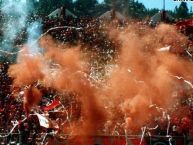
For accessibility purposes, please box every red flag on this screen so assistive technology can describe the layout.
[42,100,61,111]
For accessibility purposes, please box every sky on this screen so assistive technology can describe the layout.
[98,0,193,11]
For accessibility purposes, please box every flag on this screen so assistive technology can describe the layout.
[36,113,50,128]
[36,113,59,129]
[42,100,61,111]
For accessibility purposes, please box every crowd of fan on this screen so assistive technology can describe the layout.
[0,62,80,144]
[0,14,192,144]
[0,14,117,144]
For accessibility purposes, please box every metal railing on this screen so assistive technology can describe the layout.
[0,133,192,145]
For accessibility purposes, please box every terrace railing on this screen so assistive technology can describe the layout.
[0,133,192,145]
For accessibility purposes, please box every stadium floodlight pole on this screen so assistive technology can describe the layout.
[162,0,166,21]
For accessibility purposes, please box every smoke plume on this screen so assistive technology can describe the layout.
[8,23,193,136]
[1,0,28,52]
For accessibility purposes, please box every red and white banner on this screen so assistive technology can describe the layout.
[36,113,59,129]
[36,113,50,128]
[42,100,61,111]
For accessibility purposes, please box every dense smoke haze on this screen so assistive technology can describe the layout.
[8,22,193,138]
[1,0,28,51]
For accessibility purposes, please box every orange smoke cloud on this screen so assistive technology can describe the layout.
[23,85,42,116]
[9,35,107,136]
[8,23,193,136]
[8,55,44,87]
[102,24,193,133]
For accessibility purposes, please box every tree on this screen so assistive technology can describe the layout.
[104,0,147,18]
[174,6,178,14]
[146,8,159,17]
[74,0,98,16]
[176,2,189,18]
[92,3,109,17]
[37,0,73,15]
[37,0,52,15]
[104,0,128,15]
[128,0,146,19]
[51,0,73,10]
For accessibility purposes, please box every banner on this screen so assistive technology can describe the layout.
[36,113,50,128]
[42,100,61,111]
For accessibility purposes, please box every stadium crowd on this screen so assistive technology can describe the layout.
[0,13,192,144]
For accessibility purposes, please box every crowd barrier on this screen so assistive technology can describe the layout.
[0,133,192,145]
